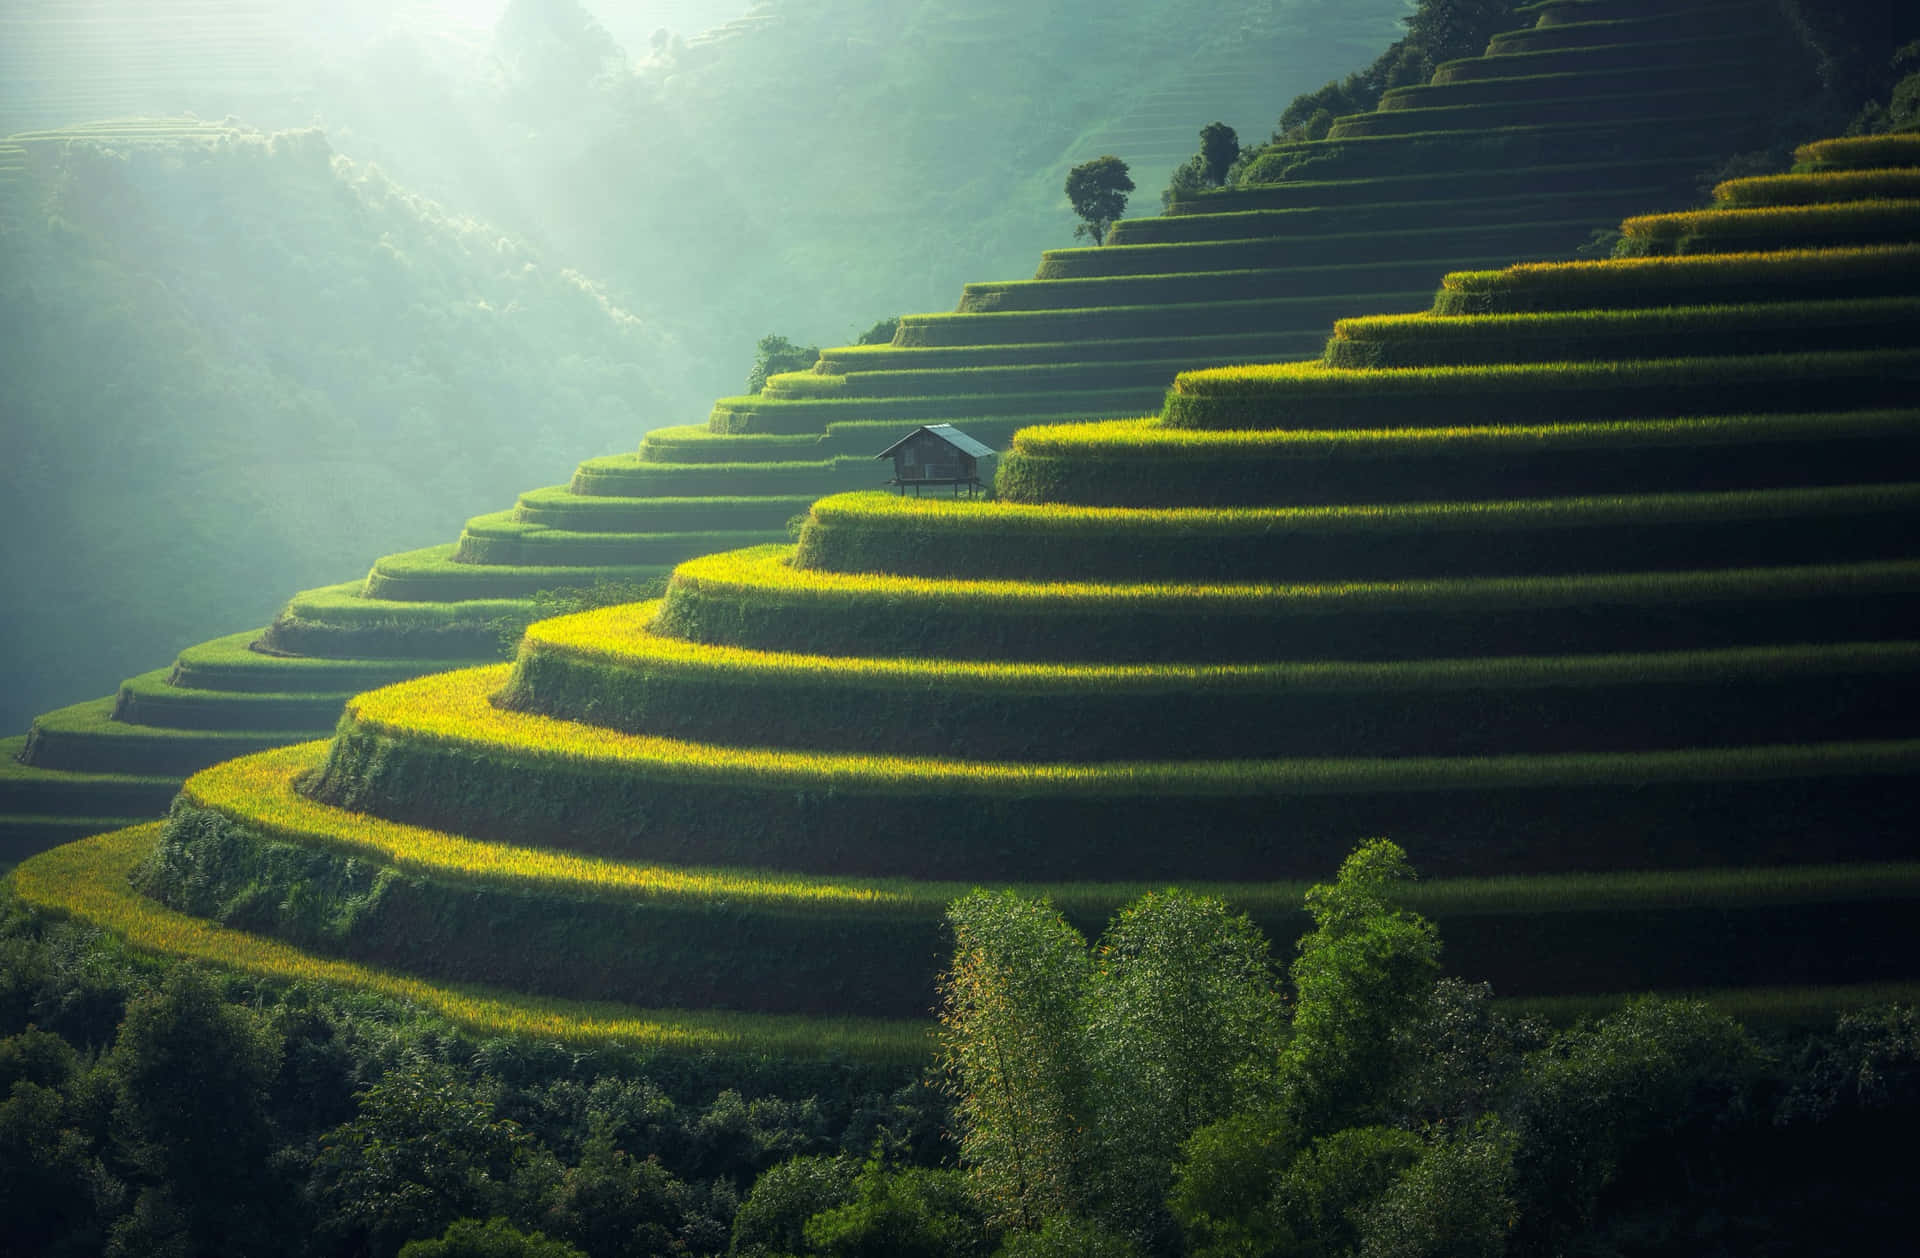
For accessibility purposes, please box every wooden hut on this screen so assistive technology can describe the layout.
[875,424,996,496]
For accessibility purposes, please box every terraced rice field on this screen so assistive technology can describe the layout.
[3,2,1803,855]
[13,3,1908,1052]
[16,127,1919,1051]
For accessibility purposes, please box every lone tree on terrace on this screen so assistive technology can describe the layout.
[1066,155,1133,245]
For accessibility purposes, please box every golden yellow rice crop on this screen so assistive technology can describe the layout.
[7,826,937,1062]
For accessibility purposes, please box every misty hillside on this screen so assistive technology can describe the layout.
[2,0,1410,371]
[0,121,691,734]
[319,0,1408,358]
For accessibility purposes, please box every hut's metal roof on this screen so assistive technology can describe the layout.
[874,423,998,460]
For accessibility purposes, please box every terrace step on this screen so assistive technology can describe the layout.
[258,582,529,660]
[1431,32,1785,85]
[166,630,472,694]
[1114,186,1676,245]
[304,666,1920,888]
[1329,84,1756,140]
[19,696,320,777]
[1169,156,1716,215]
[791,483,1920,583]
[452,513,786,567]
[361,544,670,602]
[1322,297,1920,369]
[995,411,1920,509]
[0,734,180,816]
[1031,218,1593,278]
[1160,350,1920,432]
[955,257,1518,314]
[141,747,1920,1015]
[571,454,885,498]
[895,292,1434,347]
[111,668,352,732]
[514,486,816,531]
[504,601,1920,762]
[657,545,1920,665]
[707,387,1168,435]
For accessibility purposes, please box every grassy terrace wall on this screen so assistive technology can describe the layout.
[8,3,1886,1049]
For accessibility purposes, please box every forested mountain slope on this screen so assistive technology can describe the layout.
[0,121,691,738]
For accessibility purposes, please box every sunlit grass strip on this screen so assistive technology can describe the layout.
[513,488,812,530]
[1174,156,1703,212]
[7,826,935,1063]
[180,744,922,913]
[816,332,1317,372]
[706,387,1164,435]
[1004,409,1920,460]
[1325,298,1920,367]
[1432,244,1920,313]
[276,580,531,626]
[1430,33,1774,83]
[19,697,318,778]
[1160,350,1920,430]
[1328,84,1747,140]
[954,257,1514,314]
[0,735,179,815]
[1483,13,1669,53]
[676,543,1920,621]
[165,630,469,694]
[574,452,870,483]
[1377,59,1756,110]
[636,427,824,460]
[799,483,1920,544]
[339,662,1920,800]
[764,357,1256,400]
[159,747,1920,925]
[518,597,1920,700]
[1031,219,1592,277]
[1617,200,1920,255]
[362,544,671,601]
[1125,192,1667,247]
[1794,134,1920,173]
[1715,170,1920,208]
[113,668,351,731]
[892,292,1432,347]
[452,518,782,567]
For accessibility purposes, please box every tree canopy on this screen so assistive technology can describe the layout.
[1065,157,1134,246]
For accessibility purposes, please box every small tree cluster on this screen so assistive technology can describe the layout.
[1162,124,1240,208]
[747,334,821,395]
[1065,157,1134,246]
